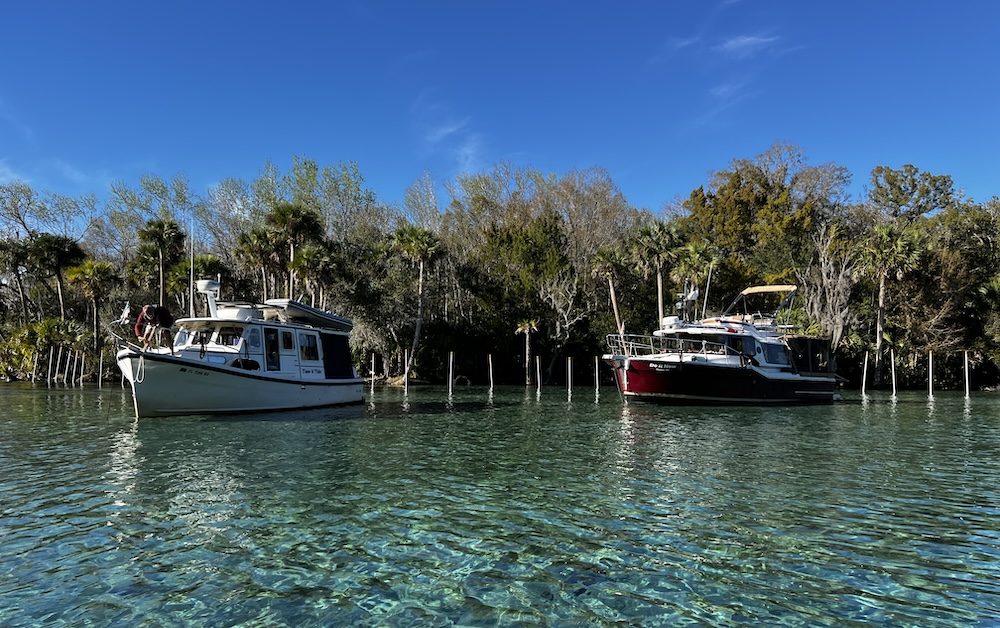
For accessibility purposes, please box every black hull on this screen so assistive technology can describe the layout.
[606,357,835,405]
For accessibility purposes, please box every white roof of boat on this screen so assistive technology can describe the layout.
[174,299,353,332]
[264,298,354,332]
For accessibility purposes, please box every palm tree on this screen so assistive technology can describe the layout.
[670,241,716,321]
[265,202,323,299]
[27,233,86,319]
[393,224,440,377]
[236,227,278,302]
[66,260,118,350]
[515,318,538,385]
[631,220,681,325]
[856,223,922,378]
[138,218,185,306]
[591,247,625,337]
[290,242,329,307]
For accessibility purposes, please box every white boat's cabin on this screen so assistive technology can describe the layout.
[171,320,355,379]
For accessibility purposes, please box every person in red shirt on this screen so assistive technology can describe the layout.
[134,304,175,353]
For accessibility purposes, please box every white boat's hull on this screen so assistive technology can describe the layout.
[117,349,364,417]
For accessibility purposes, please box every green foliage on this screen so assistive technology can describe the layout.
[2,147,1000,389]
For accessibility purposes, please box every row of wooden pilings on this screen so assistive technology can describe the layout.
[381,351,605,397]
[32,346,113,387]
[860,349,972,397]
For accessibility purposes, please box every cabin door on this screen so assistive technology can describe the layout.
[264,328,280,371]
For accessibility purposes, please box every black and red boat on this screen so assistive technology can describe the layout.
[603,285,839,405]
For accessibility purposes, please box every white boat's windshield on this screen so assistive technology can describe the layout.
[175,323,246,349]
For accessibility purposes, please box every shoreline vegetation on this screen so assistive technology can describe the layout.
[2,142,999,391]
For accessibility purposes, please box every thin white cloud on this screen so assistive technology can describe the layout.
[453,133,484,174]
[411,89,487,176]
[709,79,750,100]
[425,117,470,145]
[0,159,29,184]
[714,35,779,59]
[51,159,89,185]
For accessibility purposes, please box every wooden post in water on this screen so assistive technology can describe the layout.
[47,346,54,386]
[594,356,599,392]
[928,350,934,397]
[63,349,72,385]
[890,349,897,396]
[488,354,494,391]
[567,357,573,395]
[56,346,64,384]
[31,352,38,383]
[404,349,409,394]
[98,351,104,389]
[79,353,85,386]
[536,356,541,394]
[370,353,376,394]
[965,350,970,397]
[448,351,454,396]
[861,351,869,395]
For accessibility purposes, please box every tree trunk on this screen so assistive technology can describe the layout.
[15,271,28,324]
[158,249,166,306]
[874,273,887,382]
[92,299,101,351]
[608,276,624,336]
[406,259,425,376]
[56,274,66,320]
[656,269,664,327]
[288,240,295,299]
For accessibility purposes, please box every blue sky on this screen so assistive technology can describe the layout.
[2,1,998,215]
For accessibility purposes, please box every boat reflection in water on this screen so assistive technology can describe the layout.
[112,280,364,418]
[604,285,839,405]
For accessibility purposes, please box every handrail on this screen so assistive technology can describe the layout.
[606,333,742,359]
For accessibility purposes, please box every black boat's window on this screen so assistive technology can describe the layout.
[281,331,295,350]
[763,342,789,365]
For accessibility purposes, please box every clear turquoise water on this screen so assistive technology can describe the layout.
[1,383,999,626]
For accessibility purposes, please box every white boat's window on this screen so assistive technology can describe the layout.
[216,326,243,347]
[281,331,295,351]
[299,333,320,361]
[246,328,261,348]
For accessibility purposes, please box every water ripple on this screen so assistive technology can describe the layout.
[2,386,1000,625]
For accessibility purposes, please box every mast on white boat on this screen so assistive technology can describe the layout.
[196,279,221,318]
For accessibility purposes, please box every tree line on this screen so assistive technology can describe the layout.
[2,142,999,389]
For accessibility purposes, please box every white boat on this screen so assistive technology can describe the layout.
[603,285,839,405]
[112,281,364,417]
